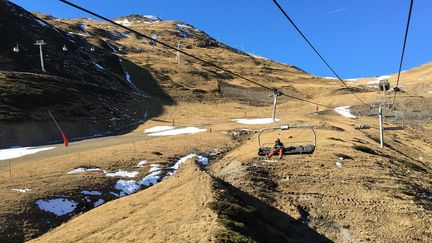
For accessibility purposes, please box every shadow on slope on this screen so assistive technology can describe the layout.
[0,1,174,148]
[0,58,173,148]
[210,177,331,242]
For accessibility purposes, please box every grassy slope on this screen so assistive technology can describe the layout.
[0,3,431,242]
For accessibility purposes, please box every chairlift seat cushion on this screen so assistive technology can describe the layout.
[258,145,315,156]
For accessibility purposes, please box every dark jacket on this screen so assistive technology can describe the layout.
[274,141,284,149]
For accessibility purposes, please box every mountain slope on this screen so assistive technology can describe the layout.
[0,1,172,148]
[31,160,330,243]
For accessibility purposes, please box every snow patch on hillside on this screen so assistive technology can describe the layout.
[12,189,31,193]
[334,106,356,118]
[35,19,48,27]
[144,126,175,133]
[149,164,162,172]
[115,180,141,196]
[0,146,55,161]
[105,170,139,178]
[36,198,78,216]
[140,171,163,186]
[137,160,148,168]
[115,19,131,26]
[94,63,105,70]
[68,167,102,174]
[93,199,105,207]
[145,127,206,136]
[233,118,280,124]
[80,190,102,196]
[125,72,132,84]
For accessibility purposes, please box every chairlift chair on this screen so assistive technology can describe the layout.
[13,44,19,53]
[257,124,316,156]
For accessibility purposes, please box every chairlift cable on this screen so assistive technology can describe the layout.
[60,0,335,110]
[272,0,367,106]
[390,0,415,109]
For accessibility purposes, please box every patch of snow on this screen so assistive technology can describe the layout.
[68,31,88,37]
[175,24,195,38]
[0,147,55,161]
[197,156,209,165]
[171,154,196,171]
[80,190,102,196]
[140,171,163,186]
[35,198,78,216]
[35,19,48,27]
[94,63,105,70]
[137,160,148,168]
[67,167,102,174]
[377,75,391,81]
[334,106,356,118]
[176,24,194,30]
[79,23,87,31]
[149,164,162,172]
[147,127,207,136]
[143,15,161,23]
[109,192,120,198]
[105,170,139,178]
[115,19,131,26]
[322,77,337,80]
[367,80,380,85]
[93,199,105,207]
[144,126,175,134]
[336,161,343,168]
[125,72,132,84]
[249,53,268,60]
[12,188,31,193]
[106,43,119,53]
[345,78,358,82]
[233,118,280,125]
[109,31,130,39]
[115,180,141,196]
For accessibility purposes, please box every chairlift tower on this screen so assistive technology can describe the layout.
[373,102,392,148]
[176,41,181,64]
[34,40,46,72]
[150,33,157,48]
[270,89,282,122]
[378,105,384,148]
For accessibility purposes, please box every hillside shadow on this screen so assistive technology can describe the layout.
[0,56,173,148]
[210,177,332,242]
[0,58,173,149]
[0,2,175,148]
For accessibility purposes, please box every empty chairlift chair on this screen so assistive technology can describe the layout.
[13,44,19,53]
[257,124,317,156]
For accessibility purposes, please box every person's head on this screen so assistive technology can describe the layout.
[276,138,280,143]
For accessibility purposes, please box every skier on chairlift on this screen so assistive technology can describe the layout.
[267,138,285,159]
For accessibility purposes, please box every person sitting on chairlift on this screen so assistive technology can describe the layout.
[267,138,285,159]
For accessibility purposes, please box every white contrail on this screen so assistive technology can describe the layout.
[320,7,348,17]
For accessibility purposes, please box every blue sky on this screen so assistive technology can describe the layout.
[10,0,432,78]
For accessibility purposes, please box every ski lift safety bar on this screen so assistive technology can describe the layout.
[257,124,317,148]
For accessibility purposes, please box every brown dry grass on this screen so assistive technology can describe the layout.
[29,160,222,243]
[0,11,431,243]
